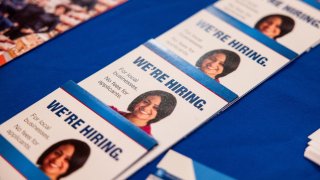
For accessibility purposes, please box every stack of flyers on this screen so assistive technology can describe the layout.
[146,150,235,180]
[119,1,320,178]
[1,0,320,179]
[305,129,320,166]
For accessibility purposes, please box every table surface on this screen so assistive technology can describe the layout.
[1,0,320,179]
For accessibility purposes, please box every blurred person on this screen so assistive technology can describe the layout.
[4,1,69,40]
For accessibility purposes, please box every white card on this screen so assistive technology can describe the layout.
[214,0,320,55]
[308,129,320,141]
[79,40,234,179]
[0,81,156,179]
[308,140,320,152]
[157,9,289,97]
[305,146,320,166]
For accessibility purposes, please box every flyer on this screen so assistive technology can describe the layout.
[146,150,235,180]
[305,128,320,166]
[79,39,236,178]
[213,0,320,55]
[0,0,127,66]
[157,9,289,97]
[0,81,157,179]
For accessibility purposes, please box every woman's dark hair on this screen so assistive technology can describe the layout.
[37,139,91,179]
[128,90,177,125]
[254,14,295,39]
[196,49,241,79]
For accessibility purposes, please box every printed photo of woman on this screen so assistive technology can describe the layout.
[37,139,91,180]
[254,14,295,40]
[111,90,177,136]
[196,49,240,82]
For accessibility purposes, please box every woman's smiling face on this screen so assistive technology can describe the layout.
[200,53,226,79]
[132,95,161,123]
[258,16,282,39]
[41,144,75,179]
